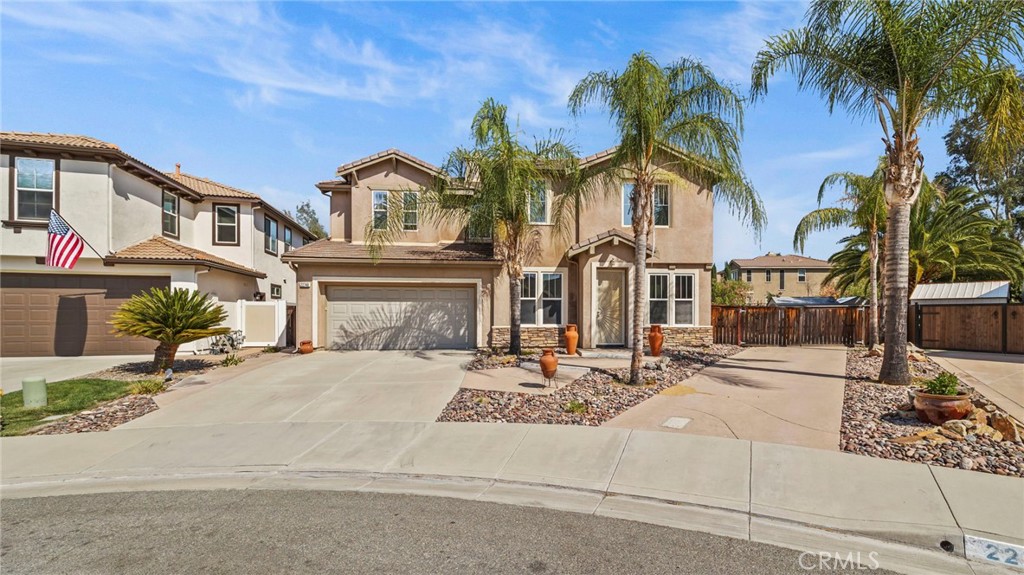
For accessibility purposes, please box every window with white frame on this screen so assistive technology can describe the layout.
[798,268,806,282]
[270,284,282,299]
[372,190,388,230]
[161,191,178,237]
[622,183,634,226]
[765,269,772,282]
[403,191,418,230]
[647,272,697,325]
[653,184,669,226]
[520,271,563,325]
[264,216,278,255]
[214,204,239,245]
[528,181,548,224]
[15,157,56,220]
[284,227,293,252]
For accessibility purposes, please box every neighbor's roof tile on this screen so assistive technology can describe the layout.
[731,253,831,269]
[107,236,265,277]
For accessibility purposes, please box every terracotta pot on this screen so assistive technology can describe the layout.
[648,325,664,357]
[298,340,314,354]
[564,324,579,356]
[913,391,972,425]
[539,348,558,379]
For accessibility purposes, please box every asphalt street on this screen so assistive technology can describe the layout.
[0,490,895,575]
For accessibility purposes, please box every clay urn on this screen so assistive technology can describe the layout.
[298,340,315,354]
[913,391,972,425]
[539,348,558,379]
[648,325,664,357]
[564,324,579,356]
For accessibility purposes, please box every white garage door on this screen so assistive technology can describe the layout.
[326,285,476,350]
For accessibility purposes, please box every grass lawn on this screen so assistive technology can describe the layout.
[0,378,145,437]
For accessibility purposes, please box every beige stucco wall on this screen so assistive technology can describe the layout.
[111,165,196,250]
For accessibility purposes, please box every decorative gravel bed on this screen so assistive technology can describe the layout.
[86,358,219,382]
[30,395,159,435]
[439,345,741,426]
[842,348,1024,476]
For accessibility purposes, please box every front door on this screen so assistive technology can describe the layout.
[595,269,626,346]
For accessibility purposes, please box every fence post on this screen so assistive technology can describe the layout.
[736,309,743,346]
[914,303,923,348]
[1003,303,1009,354]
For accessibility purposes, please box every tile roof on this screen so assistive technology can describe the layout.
[334,149,442,177]
[730,253,831,269]
[106,236,266,278]
[282,239,498,263]
[1,132,121,151]
[567,229,654,257]
[165,172,260,199]
[910,281,1010,302]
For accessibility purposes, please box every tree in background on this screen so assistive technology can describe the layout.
[295,200,328,239]
[793,163,887,348]
[110,288,229,373]
[712,279,749,306]
[752,0,1024,384]
[570,51,765,385]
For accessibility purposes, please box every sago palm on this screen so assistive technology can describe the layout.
[794,162,887,348]
[367,98,589,355]
[570,51,766,385]
[752,0,1024,384]
[110,287,229,372]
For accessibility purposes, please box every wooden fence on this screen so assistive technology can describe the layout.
[712,305,867,347]
[910,303,1024,354]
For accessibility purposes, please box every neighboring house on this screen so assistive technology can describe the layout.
[725,253,832,304]
[910,281,1010,306]
[284,147,715,351]
[0,132,314,357]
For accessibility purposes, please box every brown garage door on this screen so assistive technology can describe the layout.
[0,273,170,357]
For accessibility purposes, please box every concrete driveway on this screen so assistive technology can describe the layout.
[1,355,151,393]
[928,350,1024,422]
[119,350,471,429]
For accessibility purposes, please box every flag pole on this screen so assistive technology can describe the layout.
[51,210,104,259]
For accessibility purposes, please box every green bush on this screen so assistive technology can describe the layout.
[127,380,166,395]
[262,346,281,353]
[564,400,588,414]
[923,372,961,396]
[221,353,243,367]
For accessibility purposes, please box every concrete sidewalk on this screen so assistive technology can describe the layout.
[1,355,151,393]
[928,350,1024,422]
[3,421,1021,575]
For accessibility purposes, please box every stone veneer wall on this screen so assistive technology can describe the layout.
[643,326,713,347]
[490,326,563,349]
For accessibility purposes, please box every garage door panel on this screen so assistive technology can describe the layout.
[326,285,475,350]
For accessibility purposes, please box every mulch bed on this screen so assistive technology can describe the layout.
[30,395,159,435]
[438,345,741,426]
[86,358,219,382]
[842,348,1024,477]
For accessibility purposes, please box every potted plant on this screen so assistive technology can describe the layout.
[912,372,971,424]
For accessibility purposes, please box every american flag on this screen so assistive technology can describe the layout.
[46,210,85,269]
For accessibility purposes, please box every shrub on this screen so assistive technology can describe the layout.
[923,372,961,396]
[127,380,166,395]
[262,346,281,353]
[564,400,588,414]
[221,353,243,367]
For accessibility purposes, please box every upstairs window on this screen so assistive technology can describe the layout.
[372,191,388,230]
[528,182,548,224]
[653,184,669,226]
[264,216,278,255]
[746,270,752,282]
[765,269,772,282]
[403,191,418,231]
[622,183,634,226]
[15,157,56,220]
[798,268,806,282]
[284,227,293,252]
[214,204,239,245]
[520,271,563,325]
[162,191,179,238]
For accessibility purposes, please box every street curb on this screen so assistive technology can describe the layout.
[1,468,1009,575]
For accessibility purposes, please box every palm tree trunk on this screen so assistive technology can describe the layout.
[879,200,912,385]
[868,224,880,349]
[630,227,647,386]
[152,341,179,373]
[509,275,523,356]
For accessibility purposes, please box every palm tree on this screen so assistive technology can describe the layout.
[752,0,1024,384]
[110,287,229,373]
[570,51,766,385]
[794,163,887,348]
[366,98,587,355]
[825,185,1024,300]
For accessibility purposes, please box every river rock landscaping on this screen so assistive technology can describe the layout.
[842,347,1024,476]
[30,395,159,435]
[439,345,741,425]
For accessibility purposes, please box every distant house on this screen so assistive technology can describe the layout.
[726,252,832,305]
[910,281,1010,306]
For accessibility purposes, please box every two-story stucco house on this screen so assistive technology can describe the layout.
[283,147,715,351]
[0,132,314,357]
[725,252,832,305]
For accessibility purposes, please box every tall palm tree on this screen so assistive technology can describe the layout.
[794,163,887,348]
[367,98,587,355]
[752,0,1024,384]
[570,52,766,385]
[110,287,229,373]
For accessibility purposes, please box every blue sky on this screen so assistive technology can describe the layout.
[1,1,955,265]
